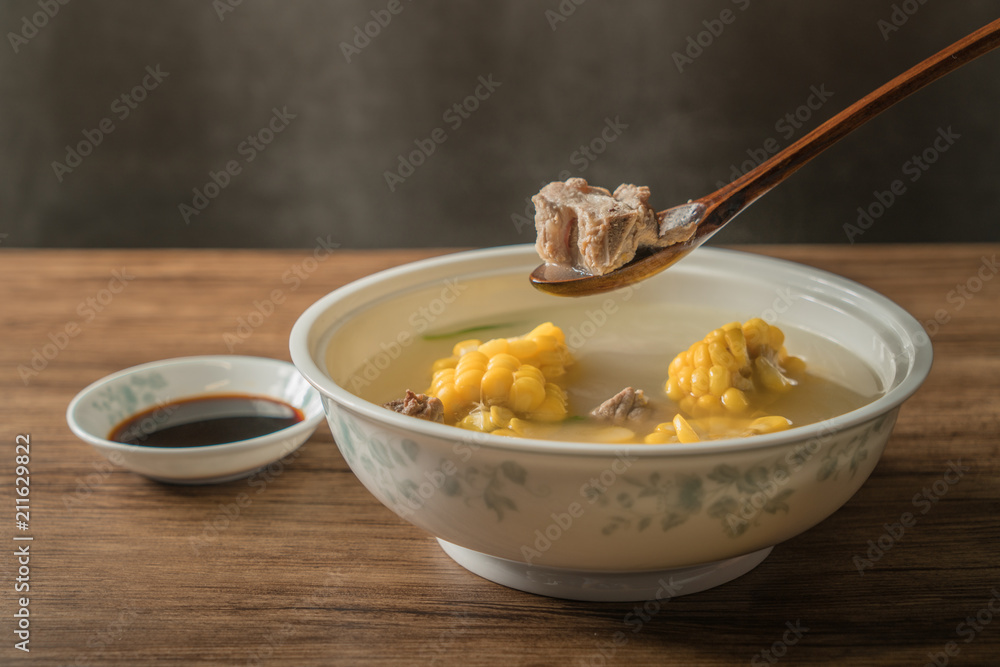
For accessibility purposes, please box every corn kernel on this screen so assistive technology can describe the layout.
[668,354,686,376]
[487,353,520,372]
[743,318,769,355]
[693,342,711,368]
[530,399,564,422]
[489,405,514,430]
[508,337,538,360]
[673,414,700,443]
[457,412,485,431]
[527,322,564,344]
[456,350,488,371]
[533,334,558,352]
[453,339,481,357]
[539,364,565,380]
[768,325,785,349]
[708,364,730,397]
[508,417,554,438]
[507,417,530,436]
[755,356,794,393]
[435,385,461,416]
[690,367,710,397]
[477,338,508,358]
[746,415,792,434]
[644,431,675,444]
[721,387,750,414]
[677,368,692,393]
[480,368,513,404]
[708,342,737,370]
[513,364,546,384]
[665,377,684,401]
[706,328,726,343]
[695,394,723,416]
[510,376,546,413]
[536,349,567,367]
[431,367,455,388]
[783,355,807,377]
[593,426,636,443]
[455,369,484,402]
[432,357,457,373]
[725,327,749,368]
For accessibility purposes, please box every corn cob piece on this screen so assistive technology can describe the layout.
[665,318,805,419]
[426,323,573,434]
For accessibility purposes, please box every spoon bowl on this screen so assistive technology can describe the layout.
[531,18,1000,296]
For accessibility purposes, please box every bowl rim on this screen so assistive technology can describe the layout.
[66,354,325,456]
[290,245,933,458]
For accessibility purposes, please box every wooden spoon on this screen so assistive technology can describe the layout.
[530,18,1000,297]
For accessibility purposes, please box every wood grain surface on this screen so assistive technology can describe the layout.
[1,245,998,667]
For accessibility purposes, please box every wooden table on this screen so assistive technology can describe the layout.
[2,245,998,666]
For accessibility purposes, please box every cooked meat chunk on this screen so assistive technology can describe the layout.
[532,178,697,275]
[383,390,444,423]
[533,178,658,276]
[591,387,650,425]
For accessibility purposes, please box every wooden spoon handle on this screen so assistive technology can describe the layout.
[699,17,1000,228]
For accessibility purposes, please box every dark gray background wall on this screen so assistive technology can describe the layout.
[1,1,997,249]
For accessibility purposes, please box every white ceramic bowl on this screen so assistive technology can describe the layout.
[289,245,932,601]
[67,356,324,484]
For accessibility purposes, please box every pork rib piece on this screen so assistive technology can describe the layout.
[590,387,650,426]
[532,178,697,276]
[383,390,444,423]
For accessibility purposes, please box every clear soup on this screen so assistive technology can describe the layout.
[340,301,882,443]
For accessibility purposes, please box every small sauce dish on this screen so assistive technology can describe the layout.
[66,356,325,484]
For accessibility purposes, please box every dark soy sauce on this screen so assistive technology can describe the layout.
[109,394,305,447]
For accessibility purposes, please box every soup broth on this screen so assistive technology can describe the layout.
[340,301,882,443]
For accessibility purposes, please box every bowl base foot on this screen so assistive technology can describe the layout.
[437,539,773,602]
